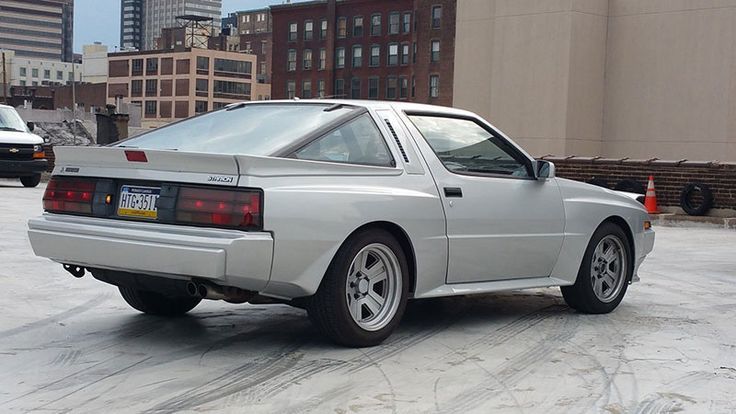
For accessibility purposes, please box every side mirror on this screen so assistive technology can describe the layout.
[536,160,556,179]
[26,121,35,132]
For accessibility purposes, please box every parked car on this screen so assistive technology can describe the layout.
[28,101,655,347]
[0,104,47,187]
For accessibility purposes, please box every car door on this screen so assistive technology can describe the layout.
[403,112,565,283]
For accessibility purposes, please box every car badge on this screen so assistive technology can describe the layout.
[9,148,19,153]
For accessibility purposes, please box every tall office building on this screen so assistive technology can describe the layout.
[120,0,144,50]
[0,0,74,62]
[143,0,222,50]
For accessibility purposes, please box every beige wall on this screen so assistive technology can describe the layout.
[453,0,736,161]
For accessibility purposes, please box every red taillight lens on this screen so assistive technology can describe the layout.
[43,177,96,214]
[125,150,148,162]
[175,187,262,230]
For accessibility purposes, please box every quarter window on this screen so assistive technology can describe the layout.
[408,115,531,177]
[295,114,393,167]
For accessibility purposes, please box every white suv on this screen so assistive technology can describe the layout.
[0,104,47,187]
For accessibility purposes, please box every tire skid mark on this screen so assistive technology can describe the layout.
[445,314,576,412]
[143,341,308,414]
[0,294,110,339]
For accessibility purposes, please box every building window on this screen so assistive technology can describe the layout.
[320,19,328,39]
[389,12,400,34]
[431,40,440,62]
[196,56,209,71]
[131,59,143,76]
[44,69,50,79]
[195,101,208,113]
[196,78,208,96]
[214,59,252,75]
[319,48,326,70]
[370,45,380,67]
[289,22,298,41]
[413,42,417,63]
[386,76,398,99]
[431,5,442,29]
[302,80,312,98]
[19,67,26,77]
[368,77,379,99]
[261,40,268,54]
[146,58,158,75]
[401,43,410,65]
[335,78,345,97]
[56,70,63,80]
[287,49,297,71]
[304,20,313,40]
[352,45,362,68]
[351,78,361,99]
[31,68,38,78]
[287,80,296,98]
[303,49,313,70]
[353,16,364,37]
[317,79,325,98]
[337,17,347,38]
[403,12,411,33]
[20,80,26,86]
[371,14,381,36]
[336,47,345,68]
[411,76,416,97]
[145,101,157,116]
[68,72,74,81]
[260,62,267,75]
[388,43,399,66]
[131,79,143,96]
[145,79,158,96]
[430,75,440,98]
[400,76,408,99]
[213,80,251,98]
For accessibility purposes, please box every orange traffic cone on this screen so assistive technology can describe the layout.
[644,176,660,214]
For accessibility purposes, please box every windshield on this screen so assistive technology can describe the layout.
[0,107,29,132]
[117,103,356,155]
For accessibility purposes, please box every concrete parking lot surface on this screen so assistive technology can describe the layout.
[1,181,735,413]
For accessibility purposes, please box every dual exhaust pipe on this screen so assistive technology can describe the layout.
[186,281,254,304]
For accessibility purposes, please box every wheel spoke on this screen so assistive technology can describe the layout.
[602,244,617,262]
[364,290,384,316]
[365,262,387,279]
[603,271,617,287]
[349,296,363,321]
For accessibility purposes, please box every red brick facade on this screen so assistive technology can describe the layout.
[271,0,456,106]
[545,157,736,210]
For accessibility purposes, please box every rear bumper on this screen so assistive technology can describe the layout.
[28,213,273,291]
[0,159,47,177]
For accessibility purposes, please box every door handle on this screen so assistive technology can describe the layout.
[444,187,463,198]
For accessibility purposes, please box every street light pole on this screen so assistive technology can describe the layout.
[1,50,7,104]
[71,60,76,142]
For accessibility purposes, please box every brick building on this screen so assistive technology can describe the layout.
[270,0,456,105]
[107,48,258,127]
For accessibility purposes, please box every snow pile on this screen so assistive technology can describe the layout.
[35,120,94,146]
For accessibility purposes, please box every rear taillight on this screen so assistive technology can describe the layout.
[175,186,262,230]
[43,177,97,214]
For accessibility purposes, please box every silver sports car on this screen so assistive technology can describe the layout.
[28,101,655,347]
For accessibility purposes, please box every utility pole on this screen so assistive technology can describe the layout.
[71,60,77,142]
[1,50,7,104]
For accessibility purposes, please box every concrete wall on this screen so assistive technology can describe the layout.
[453,0,736,161]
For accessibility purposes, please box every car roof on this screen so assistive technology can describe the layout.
[236,99,479,118]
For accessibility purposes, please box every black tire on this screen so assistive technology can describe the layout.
[586,178,609,188]
[680,182,714,216]
[561,222,632,314]
[20,174,41,188]
[118,286,201,316]
[613,179,645,195]
[307,229,409,347]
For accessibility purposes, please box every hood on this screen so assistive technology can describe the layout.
[556,177,647,212]
[0,130,44,145]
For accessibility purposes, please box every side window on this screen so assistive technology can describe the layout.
[408,115,531,177]
[295,114,394,167]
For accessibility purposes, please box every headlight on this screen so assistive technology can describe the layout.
[33,144,46,159]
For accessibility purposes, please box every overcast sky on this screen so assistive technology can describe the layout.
[74,0,305,53]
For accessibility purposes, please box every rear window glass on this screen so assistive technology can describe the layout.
[117,104,355,156]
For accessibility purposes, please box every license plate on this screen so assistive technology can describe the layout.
[117,185,160,219]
